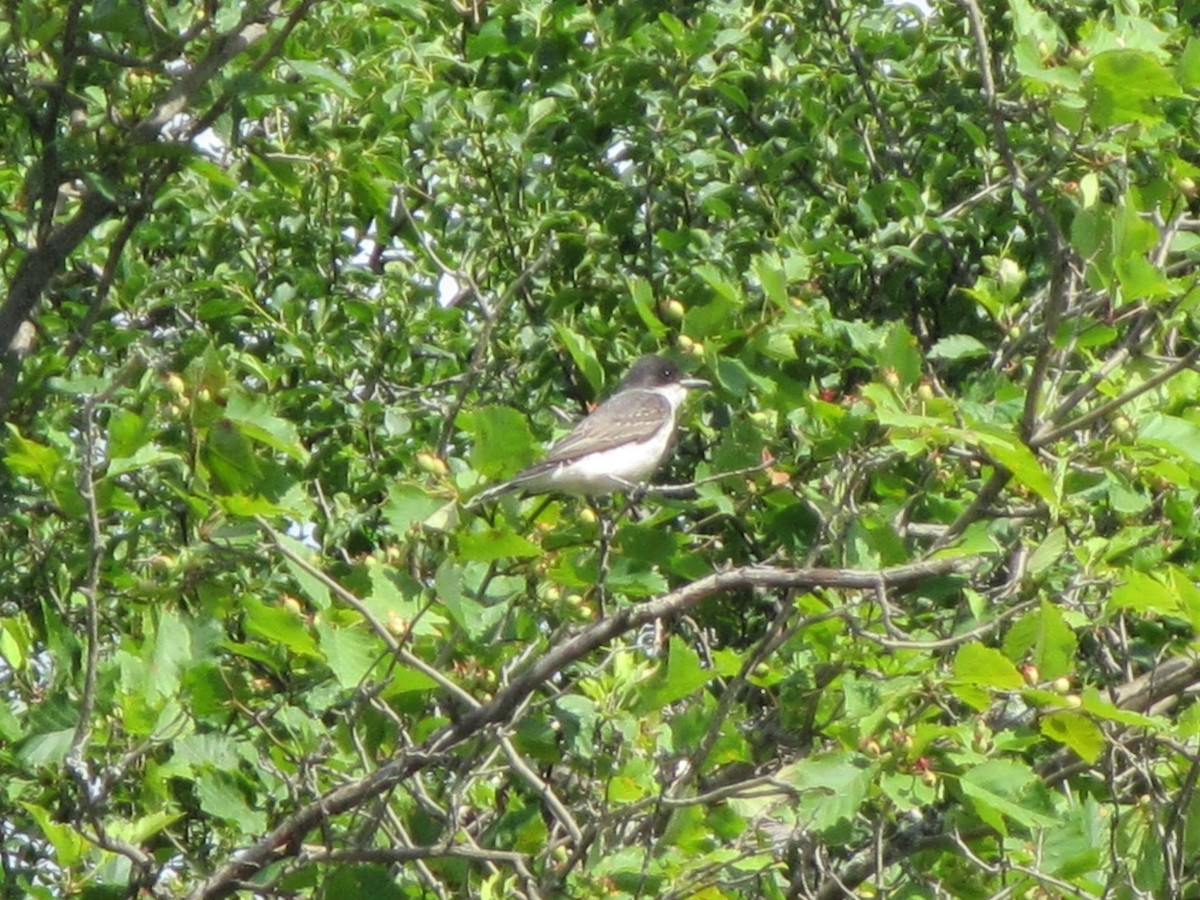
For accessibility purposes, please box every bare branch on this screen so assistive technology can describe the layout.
[184,555,975,899]
[65,396,104,773]
[1031,343,1200,448]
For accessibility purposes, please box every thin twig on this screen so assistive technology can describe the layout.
[439,244,555,456]
[185,555,975,900]
[255,518,480,710]
[958,0,1072,444]
[63,198,154,361]
[497,733,585,844]
[66,396,104,775]
[1031,344,1200,448]
[930,467,1012,552]
[646,460,775,497]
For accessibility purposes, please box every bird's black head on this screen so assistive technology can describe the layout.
[617,355,709,391]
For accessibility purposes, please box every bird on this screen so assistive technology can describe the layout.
[468,355,708,506]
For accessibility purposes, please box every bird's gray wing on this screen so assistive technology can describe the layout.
[540,390,672,464]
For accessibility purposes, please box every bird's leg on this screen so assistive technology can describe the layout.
[624,481,649,522]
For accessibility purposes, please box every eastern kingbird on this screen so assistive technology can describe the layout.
[468,355,708,505]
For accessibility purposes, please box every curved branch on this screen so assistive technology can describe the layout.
[184,555,975,899]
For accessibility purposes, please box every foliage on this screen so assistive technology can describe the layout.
[2,0,1200,897]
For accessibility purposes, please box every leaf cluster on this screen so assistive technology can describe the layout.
[3,1,1200,898]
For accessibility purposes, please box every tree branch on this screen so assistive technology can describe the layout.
[184,555,974,899]
[65,396,104,774]
[812,650,1200,898]
[0,0,300,402]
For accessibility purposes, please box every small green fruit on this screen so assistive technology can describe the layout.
[416,451,448,477]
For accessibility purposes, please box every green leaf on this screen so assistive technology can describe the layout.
[881,321,922,385]
[928,334,989,362]
[219,493,289,517]
[660,802,708,853]
[149,608,191,701]
[1116,256,1170,300]
[1108,568,1200,627]
[0,618,28,673]
[115,810,185,845]
[1038,796,1106,880]
[606,560,668,598]
[1040,711,1104,763]
[224,392,309,463]
[960,759,1059,835]
[752,253,788,309]
[1137,414,1200,467]
[553,324,605,397]
[17,728,75,768]
[107,408,148,459]
[1091,49,1184,125]
[316,621,378,689]
[436,559,506,639]
[1178,37,1200,90]
[489,800,548,853]
[1026,527,1067,578]
[975,429,1057,509]
[696,266,739,304]
[465,17,508,59]
[383,483,444,534]
[20,803,86,867]
[526,96,558,132]
[242,596,320,658]
[1080,690,1162,729]
[608,756,652,804]
[171,734,240,774]
[323,865,404,899]
[107,442,183,477]
[1003,599,1077,680]
[627,277,669,338]
[383,664,440,696]
[363,563,446,637]
[462,406,537,479]
[458,524,541,562]
[195,771,267,831]
[287,58,360,99]
[4,425,61,487]
[1009,0,1063,48]
[951,643,1024,709]
[1110,569,1173,615]
[774,752,874,833]
[203,420,262,493]
[636,637,713,710]
[955,642,1025,689]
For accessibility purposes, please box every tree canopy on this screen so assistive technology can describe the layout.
[3,0,1200,897]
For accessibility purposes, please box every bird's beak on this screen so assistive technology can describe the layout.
[681,377,710,390]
